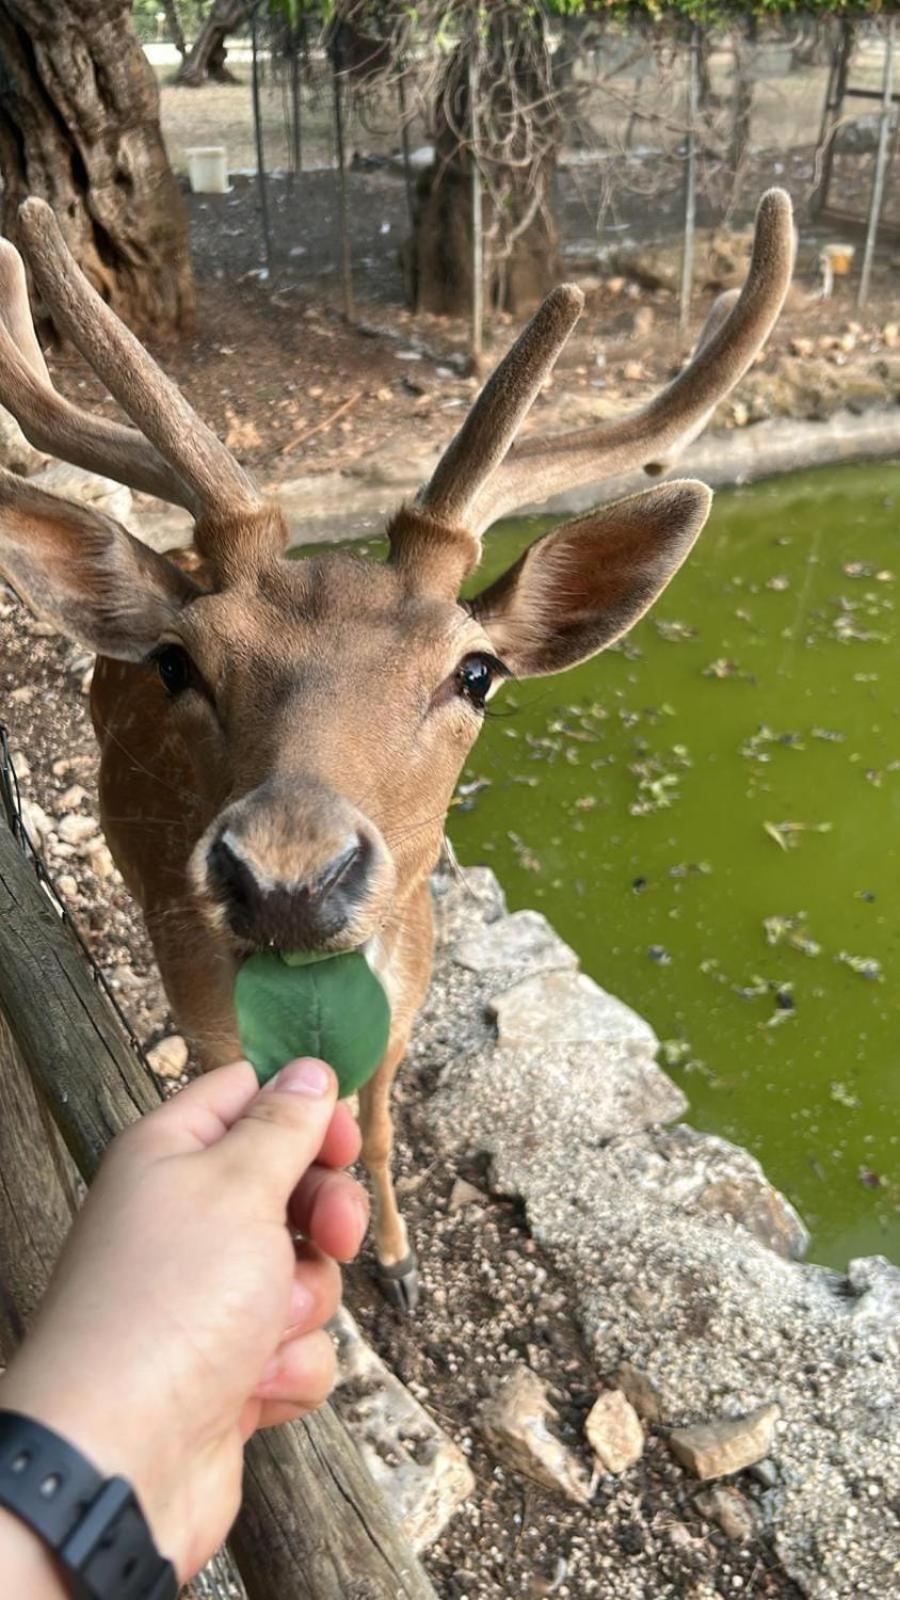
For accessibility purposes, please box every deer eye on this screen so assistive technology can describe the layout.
[456,652,507,710]
[153,644,193,697]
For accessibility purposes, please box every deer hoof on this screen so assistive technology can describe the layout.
[376,1250,420,1314]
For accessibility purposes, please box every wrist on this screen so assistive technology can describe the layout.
[0,1504,71,1599]
[0,1366,187,1581]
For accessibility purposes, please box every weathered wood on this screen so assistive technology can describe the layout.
[234,1413,432,1600]
[0,1015,77,1363]
[0,818,437,1599]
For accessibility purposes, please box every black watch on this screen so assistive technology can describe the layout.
[0,1411,177,1600]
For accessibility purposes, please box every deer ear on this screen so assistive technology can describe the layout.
[469,481,712,677]
[0,476,203,660]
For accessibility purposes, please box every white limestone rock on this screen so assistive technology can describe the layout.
[330,1308,474,1551]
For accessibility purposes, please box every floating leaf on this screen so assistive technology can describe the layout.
[763,819,833,851]
[762,913,821,958]
[836,951,883,981]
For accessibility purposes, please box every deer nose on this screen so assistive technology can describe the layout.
[208,829,371,948]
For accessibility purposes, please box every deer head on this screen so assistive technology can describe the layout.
[0,193,794,961]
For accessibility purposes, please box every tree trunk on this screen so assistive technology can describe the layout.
[162,0,187,58]
[175,0,252,87]
[0,0,193,337]
[413,3,561,318]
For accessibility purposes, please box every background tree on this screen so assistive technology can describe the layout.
[175,0,254,86]
[413,2,562,317]
[0,0,193,335]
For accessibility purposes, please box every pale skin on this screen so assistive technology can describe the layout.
[0,1056,368,1591]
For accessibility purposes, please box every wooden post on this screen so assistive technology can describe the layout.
[397,66,416,239]
[679,23,699,337]
[858,17,895,311]
[291,24,303,178]
[331,25,355,322]
[0,1015,78,1365]
[811,18,854,220]
[469,25,484,370]
[0,816,437,1600]
[251,2,274,278]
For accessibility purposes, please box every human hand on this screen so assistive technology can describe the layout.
[0,1057,367,1583]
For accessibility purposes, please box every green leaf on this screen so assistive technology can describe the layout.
[235,949,391,1098]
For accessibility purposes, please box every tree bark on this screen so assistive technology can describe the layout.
[0,0,193,337]
[162,0,187,58]
[175,0,252,87]
[413,4,560,319]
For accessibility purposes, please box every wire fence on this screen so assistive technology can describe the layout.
[153,13,897,333]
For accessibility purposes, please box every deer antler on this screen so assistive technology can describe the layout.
[419,188,795,539]
[0,237,199,513]
[12,199,263,521]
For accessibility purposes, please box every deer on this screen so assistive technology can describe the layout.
[0,191,793,1311]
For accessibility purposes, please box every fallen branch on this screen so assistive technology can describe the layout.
[279,390,363,455]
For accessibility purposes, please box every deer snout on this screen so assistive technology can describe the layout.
[206,826,375,949]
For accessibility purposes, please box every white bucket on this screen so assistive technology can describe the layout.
[185,146,229,195]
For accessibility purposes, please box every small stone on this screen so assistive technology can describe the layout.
[56,874,79,901]
[632,306,655,337]
[9,750,31,782]
[585,1390,644,1474]
[668,1403,780,1480]
[146,1034,189,1080]
[9,685,34,705]
[883,322,899,349]
[86,842,115,879]
[615,1363,667,1423]
[52,758,74,777]
[789,335,815,358]
[57,784,88,811]
[80,666,94,695]
[19,797,52,844]
[480,1365,591,1505]
[623,359,645,382]
[695,1484,757,1542]
[448,1178,488,1213]
[58,812,100,846]
[748,1458,779,1489]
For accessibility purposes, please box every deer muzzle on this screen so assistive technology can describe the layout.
[193,778,395,952]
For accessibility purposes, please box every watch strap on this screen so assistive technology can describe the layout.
[0,1410,177,1600]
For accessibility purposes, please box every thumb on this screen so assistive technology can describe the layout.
[215,1058,339,1200]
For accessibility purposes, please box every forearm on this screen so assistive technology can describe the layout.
[0,1506,71,1599]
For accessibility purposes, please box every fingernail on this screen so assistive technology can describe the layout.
[266,1059,332,1097]
[288,1279,315,1328]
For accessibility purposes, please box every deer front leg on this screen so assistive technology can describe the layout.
[358,1037,418,1313]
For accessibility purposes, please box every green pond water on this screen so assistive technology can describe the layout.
[313,459,900,1267]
